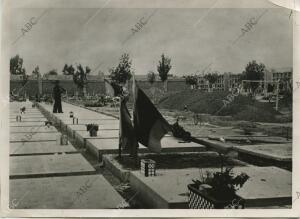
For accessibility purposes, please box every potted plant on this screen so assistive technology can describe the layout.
[188,156,249,209]
[86,123,99,137]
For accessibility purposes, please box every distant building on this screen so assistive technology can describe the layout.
[197,76,209,91]
[10,74,25,80]
[215,74,225,91]
[196,73,242,91]
[224,73,242,90]
[271,67,292,82]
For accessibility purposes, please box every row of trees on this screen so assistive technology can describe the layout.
[10,53,173,96]
[108,53,172,92]
[10,55,92,96]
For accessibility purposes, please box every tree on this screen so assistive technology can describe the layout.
[109,53,133,85]
[157,54,172,82]
[147,71,156,84]
[47,69,58,75]
[157,54,172,91]
[62,64,75,75]
[32,66,40,77]
[73,64,91,97]
[185,75,198,89]
[204,72,219,90]
[10,54,26,75]
[241,60,265,93]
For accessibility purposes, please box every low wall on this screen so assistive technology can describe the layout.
[10,79,188,97]
[10,79,106,97]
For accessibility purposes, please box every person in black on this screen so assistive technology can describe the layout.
[52,80,66,113]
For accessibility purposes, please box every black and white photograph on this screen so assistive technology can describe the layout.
[1,0,299,217]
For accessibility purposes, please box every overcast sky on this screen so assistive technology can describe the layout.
[6,1,293,76]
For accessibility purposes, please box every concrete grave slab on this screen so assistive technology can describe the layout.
[130,166,291,208]
[74,130,119,146]
[10,114,44,118]
[10,141,76,155]
[62,119,118,126]
[10,125,58,133]
[66,124,119,135]
[10,174,126,209]
[10,111,41,115]
[10,121,47,127]
[10,153,95,179]
[86,136,206,160]
[9,117,47,122]
[66,123,119,140]
[10,132,59,142]
[234,143,292,162]
[209,135,292,144]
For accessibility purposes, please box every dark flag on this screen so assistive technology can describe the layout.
[133,87,171,153]
[119,96,138,156]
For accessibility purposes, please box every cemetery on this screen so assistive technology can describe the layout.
[9,96,292,209]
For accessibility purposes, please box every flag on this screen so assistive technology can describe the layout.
[119,96,138,156]
[133,86,171,153]
[104,79,115,97]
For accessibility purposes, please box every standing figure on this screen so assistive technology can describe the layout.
[52,80,65,113]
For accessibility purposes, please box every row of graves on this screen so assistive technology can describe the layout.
[33,84,293,209]
[9,101,127,209]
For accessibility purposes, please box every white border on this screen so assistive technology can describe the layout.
[1,0,300,217]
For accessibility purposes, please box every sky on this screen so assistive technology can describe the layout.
[6,1,293,76]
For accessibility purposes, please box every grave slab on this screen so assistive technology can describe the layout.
[67,123,119,132]
[9,117,47,122]
[130,166,291,208]
[10,114,44,118]
[10,153,95,179]
[62,119,118,126]
[10,174,127,209]
[10,126,58,133]
[10,111,41,115]
[74,130,119,146]
[10,132,59,142]
[10,121,47,127]
[60,119,118,133]
[10,141,76,155]
[209,135,292,144]
[86,136,206,160]
[234,143,292,162]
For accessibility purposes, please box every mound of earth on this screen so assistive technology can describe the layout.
[158,90,282,123]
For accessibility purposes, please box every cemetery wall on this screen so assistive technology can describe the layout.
[10,79,188,96]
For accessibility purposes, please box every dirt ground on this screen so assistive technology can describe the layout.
[66,99,292,140]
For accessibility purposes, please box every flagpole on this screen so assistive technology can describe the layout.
[131,73,139,167]
[118,96,122,159]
